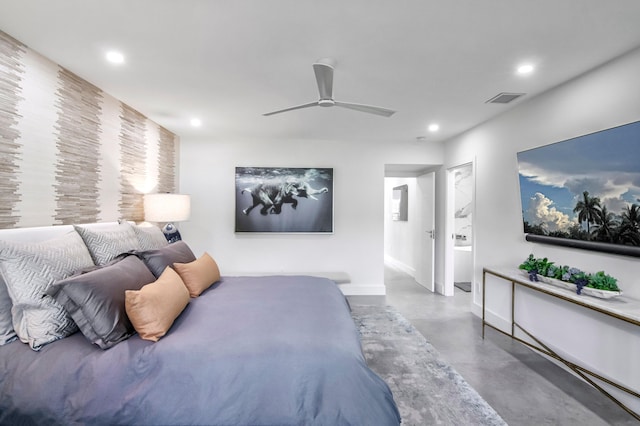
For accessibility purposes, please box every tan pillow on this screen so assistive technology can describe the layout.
[125,267,190,342]
[173,252,221,297]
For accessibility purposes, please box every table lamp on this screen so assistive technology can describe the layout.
[144,193,191,243]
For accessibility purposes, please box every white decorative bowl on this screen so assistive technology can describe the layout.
[518,269,622,299]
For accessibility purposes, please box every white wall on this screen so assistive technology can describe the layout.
[436,47,640,411]
[180,137,443,295]
[436,46,640,304]
[384,177,419,276]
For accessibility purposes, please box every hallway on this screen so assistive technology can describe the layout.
[380,266,637,425]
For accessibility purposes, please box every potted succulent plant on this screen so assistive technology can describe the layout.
[518,254,553,282]
[518,254,621,298]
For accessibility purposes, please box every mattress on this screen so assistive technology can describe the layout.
[0,275,400,425]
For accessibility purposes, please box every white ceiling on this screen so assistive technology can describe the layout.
[1,1,640,145]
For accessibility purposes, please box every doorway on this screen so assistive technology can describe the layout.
[444,162,474,297]
[383,166,436,292]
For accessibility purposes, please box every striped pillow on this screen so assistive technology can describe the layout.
[0,231,94,350]
[131,225,168,251]
[0,274,17,345]
[74,222,140,266]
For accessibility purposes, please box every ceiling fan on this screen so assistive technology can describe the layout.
[263,58,396,117]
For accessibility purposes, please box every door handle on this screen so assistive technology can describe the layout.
[426,229,435,239]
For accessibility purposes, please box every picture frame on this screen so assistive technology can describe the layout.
[235,167,333,233]
[392,184,408,221]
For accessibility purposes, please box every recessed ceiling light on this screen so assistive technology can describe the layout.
[106,51,125,64]
[517,64,534,75]
[190,118,202,127]
[428,123,439,132]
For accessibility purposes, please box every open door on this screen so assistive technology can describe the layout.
[444,162,474,297]
[415,172,435,291]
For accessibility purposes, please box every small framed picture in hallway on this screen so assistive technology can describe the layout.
[235,167,333,233]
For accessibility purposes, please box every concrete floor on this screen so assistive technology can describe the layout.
[348,266,638,426]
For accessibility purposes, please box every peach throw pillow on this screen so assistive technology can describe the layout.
[173,252,221,297]
[125,267,190,342]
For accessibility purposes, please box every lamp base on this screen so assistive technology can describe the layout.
[161,222,182,244]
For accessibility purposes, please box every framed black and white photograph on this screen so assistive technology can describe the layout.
[235,167,333,233]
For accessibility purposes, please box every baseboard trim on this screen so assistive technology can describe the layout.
[384,256,416,277]
[481,308,511,335]
[339,284,386,296]
[470,301,483,318]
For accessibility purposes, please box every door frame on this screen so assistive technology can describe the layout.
[444,161,476,297]
[415,171,435,292]
[383,165,437,293]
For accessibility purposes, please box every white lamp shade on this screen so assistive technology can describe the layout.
[144,193,191,222]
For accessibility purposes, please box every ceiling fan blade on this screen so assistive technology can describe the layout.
[334,101,396,117]
[313,62,334,100]
[262,101,318,116]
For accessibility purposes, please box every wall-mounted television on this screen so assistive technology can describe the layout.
[517,120,640,257]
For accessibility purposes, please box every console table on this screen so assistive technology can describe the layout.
[482,267,640,421]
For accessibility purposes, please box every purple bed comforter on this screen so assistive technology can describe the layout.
[0,275,400,425]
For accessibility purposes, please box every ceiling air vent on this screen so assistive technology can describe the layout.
[486,92,525,104]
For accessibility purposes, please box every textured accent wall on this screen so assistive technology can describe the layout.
[119,104,148,221]
[158,127,176,193]
[0,30,178,228]
[0,32,26,228]
[54,68,103,224]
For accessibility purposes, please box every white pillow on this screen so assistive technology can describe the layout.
[0,274,16,345]
[74,222,140,266]
[0,231,95,350]
[131,225,168,251]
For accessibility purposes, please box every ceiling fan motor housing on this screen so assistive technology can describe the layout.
[318,99,335,107]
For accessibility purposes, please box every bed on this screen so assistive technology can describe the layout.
[0,223,400,425]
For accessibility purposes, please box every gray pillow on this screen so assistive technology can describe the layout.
[0,274,17,345]
[131,225,168,251]
[0,231,95,350]
[74,223,140,266]
[48,255,156,349]
[136,241,196,278]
